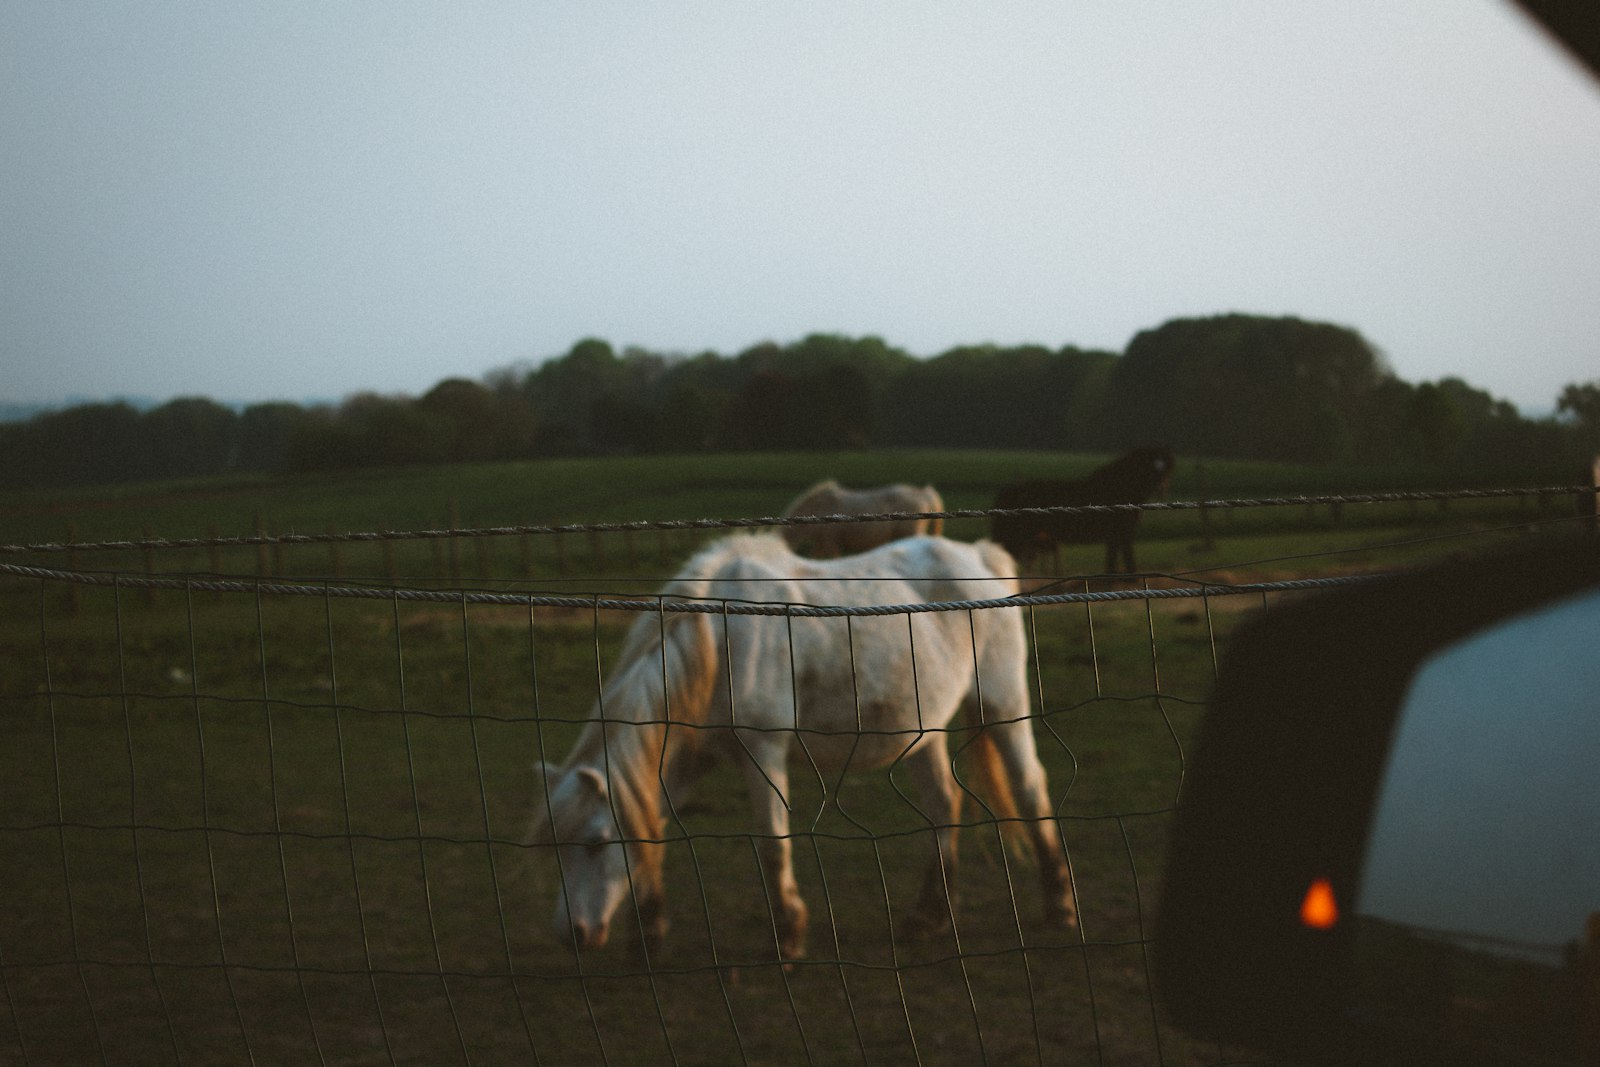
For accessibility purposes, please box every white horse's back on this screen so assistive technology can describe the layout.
[673,531,1007,603]
[666,533,1026,769]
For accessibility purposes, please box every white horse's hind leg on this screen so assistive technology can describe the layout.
[737,740,809,960]
[899,735,962,938]
[988,721,1077,927]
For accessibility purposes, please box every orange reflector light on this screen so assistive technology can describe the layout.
[1300,878,1339,929]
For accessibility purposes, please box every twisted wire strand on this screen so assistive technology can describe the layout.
[0,558,1379,614]
[3,484,1592,557]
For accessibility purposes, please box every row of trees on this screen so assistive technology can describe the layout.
[4,315,1596,488]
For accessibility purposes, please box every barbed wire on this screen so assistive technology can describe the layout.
[3,484,1592,557]
[0,558,1378,614]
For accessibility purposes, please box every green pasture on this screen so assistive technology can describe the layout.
[1,447,1583,587]
[0,450,1586,1064]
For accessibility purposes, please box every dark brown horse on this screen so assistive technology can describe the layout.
[991,446,1175,574]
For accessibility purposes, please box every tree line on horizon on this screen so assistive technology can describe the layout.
[4,313,1598,490]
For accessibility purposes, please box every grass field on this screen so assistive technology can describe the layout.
[0,450,1588,1065]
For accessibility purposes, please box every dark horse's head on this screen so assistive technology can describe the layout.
[1098,445,1175,499]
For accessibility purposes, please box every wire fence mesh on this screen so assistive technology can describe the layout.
[1,488,1593,1065]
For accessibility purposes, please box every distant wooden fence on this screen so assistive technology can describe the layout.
[19,484,1600,603]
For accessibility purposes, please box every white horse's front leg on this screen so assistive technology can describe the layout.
[739,739,808,961]
[632,861,670,955]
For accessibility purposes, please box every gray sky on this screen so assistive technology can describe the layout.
[3,2,1598,415]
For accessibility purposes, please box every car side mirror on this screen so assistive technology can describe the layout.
[1156,534,1600,1065]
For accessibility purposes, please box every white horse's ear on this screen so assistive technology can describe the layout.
[575,766,608,799]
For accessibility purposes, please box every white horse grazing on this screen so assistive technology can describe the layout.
[780,480,945,558]
[526,533,1075,961]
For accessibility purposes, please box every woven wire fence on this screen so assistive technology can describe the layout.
[0,487,1592,1066]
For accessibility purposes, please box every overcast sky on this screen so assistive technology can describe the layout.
[3,2,1598,416]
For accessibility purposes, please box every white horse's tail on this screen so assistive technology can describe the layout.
[922,484,945,537]
[963,538,1032,863]
[964,728,1033,865]
[972,539,1022,592]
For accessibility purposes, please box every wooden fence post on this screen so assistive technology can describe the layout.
[254,513,270,577]
[1194,463,1215,550]
[65,522,81,616]
[207,524,223,601]
[1586,456,1600,535]
[448,498,462,581]
[1593,455,1600,531]
[141,525,157,605]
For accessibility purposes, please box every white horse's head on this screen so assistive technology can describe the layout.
[525,607,715,952]
[529,762,633,949]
